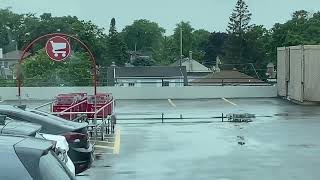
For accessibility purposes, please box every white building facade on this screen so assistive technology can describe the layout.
[107,66,187,87]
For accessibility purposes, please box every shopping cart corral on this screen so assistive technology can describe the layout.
[34,93,116,145]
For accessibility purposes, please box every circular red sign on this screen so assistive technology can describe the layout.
[45,36,71,61]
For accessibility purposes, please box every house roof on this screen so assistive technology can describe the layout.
[191,70,264,84]
[3,50,22,59]
[0,58,19,62]
[170,58,211,73]
[2,50,30,60]
[187,72,212,77]
[110,66,186,78]
[170,58,190,66]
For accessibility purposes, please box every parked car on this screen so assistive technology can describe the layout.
[0,115,76,175]
[0,115,42,136]
[37,133,76,176]
[0,135,76,180]
[0,105,93,174]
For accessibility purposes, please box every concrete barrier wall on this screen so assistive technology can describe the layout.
[0,85,277,100]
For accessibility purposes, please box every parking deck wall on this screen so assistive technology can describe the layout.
[0,85,277,100]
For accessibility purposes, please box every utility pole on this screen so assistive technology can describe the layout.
[13,40,18,57]
[180,26,183,67]
[134,42,137,53]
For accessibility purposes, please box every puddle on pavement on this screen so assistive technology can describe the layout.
[288,144,318,148]
[176,130,193,134]
[116,171,136,175]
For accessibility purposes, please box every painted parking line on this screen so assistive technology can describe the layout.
[222,98,237,106]
[168,99,177,107]
[95,145,114,150]
[113,128,121,155]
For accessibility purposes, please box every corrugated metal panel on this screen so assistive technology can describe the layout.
[277,47,287,97]
[288,46,303,102]
[303,45,320,101]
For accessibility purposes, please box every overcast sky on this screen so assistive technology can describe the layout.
[1,0,320,35]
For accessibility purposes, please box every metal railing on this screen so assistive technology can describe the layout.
[0,78,105,87]
[115,112,272,124]
[114,77,275,87]
[34,99,115,143]
[0,77,276,87]
[34,100,56,110]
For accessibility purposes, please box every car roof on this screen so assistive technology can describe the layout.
[0,135,54,150]
[0,118,42,136]
[0,135,25,146]
[0,105,87,134]
[0,104,20,111]
[0,135,56,180]
[0,136,33,180]
[14,135,54,151]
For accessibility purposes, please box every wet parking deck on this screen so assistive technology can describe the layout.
[83,98,320,180]
[4,98,320,179]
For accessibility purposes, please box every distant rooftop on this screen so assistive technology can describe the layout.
[191,70,264,85]
[171,58,211,73]
[106,66,188,86]
[111,66,186,78]
[1,50,30,60]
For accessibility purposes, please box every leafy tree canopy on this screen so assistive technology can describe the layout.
[22,49,92,86]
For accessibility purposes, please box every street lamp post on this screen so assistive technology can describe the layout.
[180,27,183,67]
[12,40,18,56]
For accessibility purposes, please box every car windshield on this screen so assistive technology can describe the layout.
[39,150,75,180]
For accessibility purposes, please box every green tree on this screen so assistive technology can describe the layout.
[22,49,92,86]
[107,18,127,66]
[132,56,155,66]
[192,29,210,62]
[0,8,24,51]
[227,0,252,34]
[204,32,228,67]
[153,36,177,65]
[244,25,271,66]
[225,0,252,64]
[268,10,320,62]
[173,21,194,58]
[0,9,109,66]
[122,19,165,52]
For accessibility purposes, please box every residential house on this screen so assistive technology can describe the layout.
[171,58,211,74]
[190,70,265,86]
[170,52,212,81]
[0,49,22,79]
[107,66,187,87]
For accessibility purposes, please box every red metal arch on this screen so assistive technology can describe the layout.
[18,33,97,97]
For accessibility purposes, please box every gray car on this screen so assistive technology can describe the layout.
[0,135,76,180]
[0,105,93,174]
[0,115,42,136]
[0,105,86,134]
